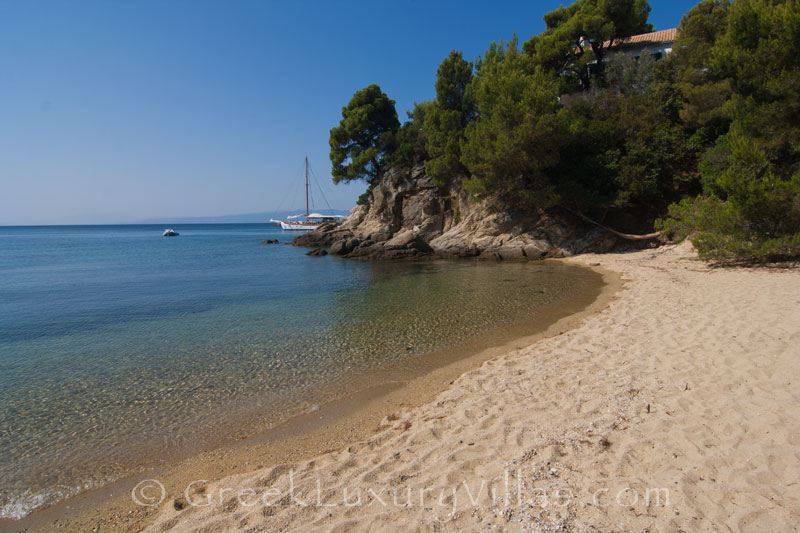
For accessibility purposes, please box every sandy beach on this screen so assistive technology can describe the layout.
[11,242,799,532]
[129,242,796,532]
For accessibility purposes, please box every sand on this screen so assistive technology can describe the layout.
[11,242,800,532]
[130,242,799,532]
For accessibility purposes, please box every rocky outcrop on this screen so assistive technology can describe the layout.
[292,165,656,260]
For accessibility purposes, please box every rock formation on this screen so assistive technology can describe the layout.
[292,165,657,260]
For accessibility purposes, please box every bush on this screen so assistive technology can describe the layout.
[659,0,800,261]
[657,195,800,261]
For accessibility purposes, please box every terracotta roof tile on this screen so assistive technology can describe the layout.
[606,28,678,48]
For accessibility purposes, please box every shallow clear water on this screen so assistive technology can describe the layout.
[0,224,599,519]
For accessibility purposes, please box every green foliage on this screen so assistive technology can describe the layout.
[540,99,622,210]
[460,34,695,214]
[523,0,653,91]
[423,106,466,184]
[329,84,400,184]
[423,51,475,185]
[671,0,732,143]
[539,67,696,214]
[460,38,561,204]
[356,189,372,206]
[604,49,654,95]
[434,50,475,114]
[660,0,800,260]
[386,101,432,168]
[657,194,800,260]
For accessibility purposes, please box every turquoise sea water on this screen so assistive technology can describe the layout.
[0,224,599,519]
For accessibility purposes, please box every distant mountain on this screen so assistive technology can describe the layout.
[134,209,351,225]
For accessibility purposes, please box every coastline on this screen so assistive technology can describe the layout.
[11,242,800,531]
[142,242,799,532]
[6,260,618,533]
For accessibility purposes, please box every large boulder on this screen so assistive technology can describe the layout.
[289,222,349,247]
[329,238,360,256]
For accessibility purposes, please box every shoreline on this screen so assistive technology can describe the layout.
[139,242,800,531]
[6,260,620,532]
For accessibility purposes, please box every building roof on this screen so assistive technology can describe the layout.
[607,28,678,48]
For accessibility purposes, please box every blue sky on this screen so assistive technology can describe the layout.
[0,0,698,225]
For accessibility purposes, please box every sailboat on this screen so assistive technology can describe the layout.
[269,157,345,230]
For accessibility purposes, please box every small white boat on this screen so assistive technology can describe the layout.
[163,228,179,236]
[270,157,345,231]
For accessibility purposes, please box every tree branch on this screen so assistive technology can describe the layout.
[563,206,661,240]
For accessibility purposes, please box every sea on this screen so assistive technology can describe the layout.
[0,223,601,520]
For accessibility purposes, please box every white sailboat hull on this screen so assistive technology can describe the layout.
[277,220,319,230]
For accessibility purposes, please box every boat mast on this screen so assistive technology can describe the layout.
[305,156,309,219]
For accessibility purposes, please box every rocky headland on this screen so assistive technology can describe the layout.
[292,165,658,260]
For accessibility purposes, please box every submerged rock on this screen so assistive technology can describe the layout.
[305,248,328,256]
